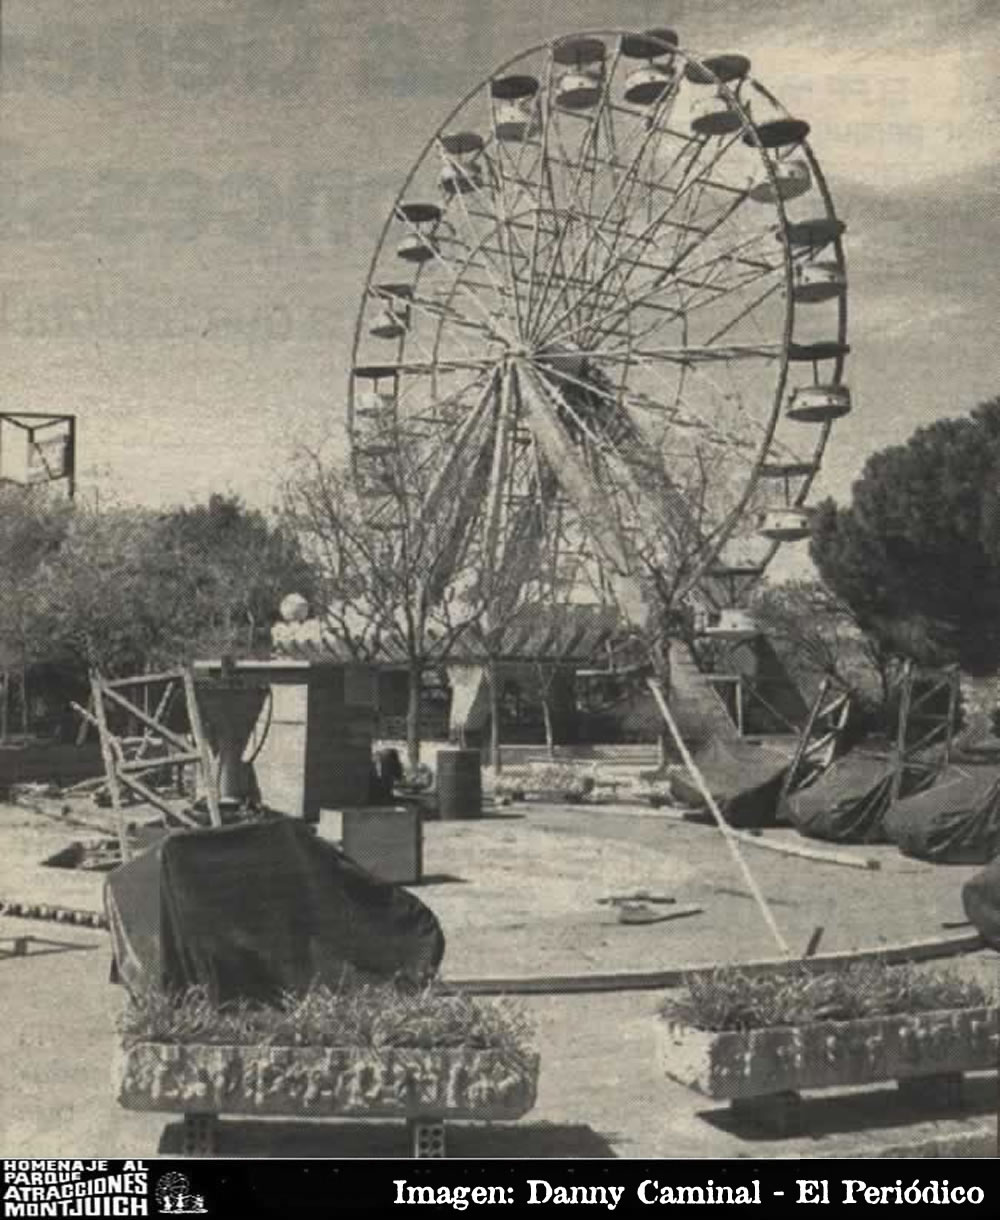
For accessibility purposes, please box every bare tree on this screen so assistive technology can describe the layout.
[751,578,902,717]
[285,448,487,768]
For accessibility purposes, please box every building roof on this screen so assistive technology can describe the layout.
[271,604,628,667]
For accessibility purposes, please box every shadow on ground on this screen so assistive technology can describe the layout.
[698,1073,1000,1142]
[158,1119,615,1158]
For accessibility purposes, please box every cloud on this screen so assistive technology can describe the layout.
[752,36,999,191]
[851,291,971,341]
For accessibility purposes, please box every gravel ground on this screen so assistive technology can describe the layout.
[1,798,997,1158]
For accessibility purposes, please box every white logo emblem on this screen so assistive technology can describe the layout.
[155,1173,208,1215]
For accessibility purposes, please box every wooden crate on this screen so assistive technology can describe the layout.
[341,804,423,885]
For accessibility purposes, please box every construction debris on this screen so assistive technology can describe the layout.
[616,903,703,926]
[597,891,676,906]
[450,931,986,996]
[0,898,108,928]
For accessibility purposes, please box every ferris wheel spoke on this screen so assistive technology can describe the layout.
[699,278,785,349]
[531,130,729,346]
[481,124,545,314]
[526,61,616,335]
[445,177,527,323]
[590,346,765,456]
[529,79,685,343]
[408,373,493,424]
[398,287,498,345]
[672,358,778,458]
[480,366,519,594]
[376,357,503,378]
[392,207,515,339]
[517,364,638,577]
[584,247,782,357]
[573,52,630,317]
[388,378,492,448]
[539,182,754,353]
[586,99,691,300]
[482,177,529,336]
[529,121,593,331]
[639,342,782,364]
[401,325,474,380]
[372,284,488,368]
[413,376,499,524]
[674,220,782,286]
[523,58,561,328]
[486,102,546,277]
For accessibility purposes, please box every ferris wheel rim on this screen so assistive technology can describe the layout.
[348,28,849,613]
[349,28,800,417]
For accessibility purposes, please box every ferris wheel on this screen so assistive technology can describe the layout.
[348,28,849,632]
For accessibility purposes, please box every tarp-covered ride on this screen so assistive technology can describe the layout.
[669,737,790,829]
[884,763,1000,865]
[105,820,445,1003]
[963,854,1000,949]
[782,752,934,844]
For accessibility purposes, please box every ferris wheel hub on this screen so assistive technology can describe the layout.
[534,343,587,379]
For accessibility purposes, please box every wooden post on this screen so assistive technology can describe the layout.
[183,667,221,827]
[890,660,914,805]
[90,672,130,864]
[778,676,830,806]
[646,676,791,957]
[727,827,880,871]
[74,695,92,746]
[943,667,960,766]
[132,679,176,764]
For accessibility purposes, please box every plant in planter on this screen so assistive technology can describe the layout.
[634,774,679,808]
[658,960,998,1136]
[116,980,540,1157]
[526,763,596,803]
[489,768,528,802]
[490,763,595,803]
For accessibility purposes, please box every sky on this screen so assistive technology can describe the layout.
[0,0,997,561]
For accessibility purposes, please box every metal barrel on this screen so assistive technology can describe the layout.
[435,748,483,820]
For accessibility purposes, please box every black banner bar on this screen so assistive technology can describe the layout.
[3,1158,997,1218]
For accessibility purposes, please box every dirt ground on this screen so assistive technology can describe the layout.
[1,798,997,1159]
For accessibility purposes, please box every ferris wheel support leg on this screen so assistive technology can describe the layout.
[646,676,791,958]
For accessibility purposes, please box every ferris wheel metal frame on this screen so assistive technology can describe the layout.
[347,28,850,635]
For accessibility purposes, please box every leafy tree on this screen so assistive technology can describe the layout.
[18,492,317,692]
[26,503,180,675]
[153,493,318,657]
[0,487,73,735]
[811,396,1000,676]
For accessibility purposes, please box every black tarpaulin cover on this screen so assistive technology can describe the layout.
[783,753,933,844]
[668,738,789,829]
[104,820,445,1002]
[884,763,1000,864]
[963,854,1000,949]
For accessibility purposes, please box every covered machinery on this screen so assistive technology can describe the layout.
[105,820,445,1003]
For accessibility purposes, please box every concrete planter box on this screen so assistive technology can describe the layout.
[658,1006,999,1100]
[117,1042,539,1121]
